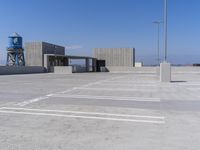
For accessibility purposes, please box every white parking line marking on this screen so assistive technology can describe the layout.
[74,87,157,92]
[96,83,158,87]
[102,81,158,84]
[0,110,165,124]
[55,87,78,94]
[1,107,165,119]
[16,96,49,107]
[50,94,160,102]
[82,76,127,87]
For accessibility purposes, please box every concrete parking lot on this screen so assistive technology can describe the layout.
[0,72,200,150]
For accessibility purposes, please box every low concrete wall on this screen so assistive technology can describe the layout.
[106,66,200,74]
[172,67,200,74]
[72,66,87,73]
[0,66,46,75]
[135,62,143,67]
[53,66,72,74]
[106,66,156,73]
[49,66,91,73]
[157,66,200,74]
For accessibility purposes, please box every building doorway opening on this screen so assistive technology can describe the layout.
[96,60,106,72]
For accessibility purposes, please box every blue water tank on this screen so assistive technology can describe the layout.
[8,32,23,49]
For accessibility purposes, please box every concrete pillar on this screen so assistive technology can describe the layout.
[43,54,49,72]
[86,58,90,72]
[160,62,171,82]
[65,58,69,66]
[54,57,57,66]
[92,59,97,72]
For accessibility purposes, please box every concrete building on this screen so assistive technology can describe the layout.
[26,43,136,73]
[25,42,65,67]
[94,48,135,71]
[25,41,96,73]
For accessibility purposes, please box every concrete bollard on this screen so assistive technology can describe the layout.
[160,62,171,82]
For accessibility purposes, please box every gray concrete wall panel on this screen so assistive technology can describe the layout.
[94,48,135,67]
[25,42,65,67]
[25,42,43,66]
[52,66,72,74]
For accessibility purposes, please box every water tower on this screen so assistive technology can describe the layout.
[7,32,25,66]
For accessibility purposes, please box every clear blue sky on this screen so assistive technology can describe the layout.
[0,0,199,65]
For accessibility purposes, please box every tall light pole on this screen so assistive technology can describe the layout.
[153,21,163,66]
[164,0,168,62]
[160,0,171,82]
